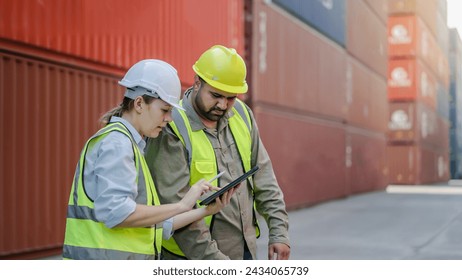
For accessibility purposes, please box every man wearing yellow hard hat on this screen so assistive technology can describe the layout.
[145,45,290,260]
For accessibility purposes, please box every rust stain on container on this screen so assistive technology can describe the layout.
[254,105,347,209]
[0,51,121,258]
[252,0,347,122]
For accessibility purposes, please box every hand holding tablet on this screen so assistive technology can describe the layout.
[199,166,260,206]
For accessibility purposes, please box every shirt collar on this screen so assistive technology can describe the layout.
[109,116,146,151]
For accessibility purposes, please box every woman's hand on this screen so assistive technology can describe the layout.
[179,179,215,211]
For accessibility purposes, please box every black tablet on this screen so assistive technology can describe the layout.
[199,166,260,206]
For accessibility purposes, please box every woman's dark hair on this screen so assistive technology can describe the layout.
[99,95,156,126]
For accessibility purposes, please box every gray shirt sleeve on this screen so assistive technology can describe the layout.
[161,218,174,240]
[84,132,137,228]
[246,107,290,247]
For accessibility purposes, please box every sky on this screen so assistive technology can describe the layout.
[447,0,462,35]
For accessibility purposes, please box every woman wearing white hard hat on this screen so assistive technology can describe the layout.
[63,59,235,260]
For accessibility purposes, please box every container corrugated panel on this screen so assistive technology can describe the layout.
[346,56,388,133]
[254,105,347,209]
[388,58,437,109]
[363,0,388,25]
[450,127,462,178]
[388,0,442,39]
[345,126,388,194]
[436,13,449,57]
[436,147,450,182]
[0,51,121,258]
[387,144,438,184]
[252,0,348,122]
[387,101,440,149]
[436,82,449,120]
[272,0,346,46]
[0,0,245,87]
[449,28,462,178]
[388,15,443,82]
[346,0,388,77]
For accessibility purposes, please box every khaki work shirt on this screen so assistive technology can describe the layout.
[145,89,290,260]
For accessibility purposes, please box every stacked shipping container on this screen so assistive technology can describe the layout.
[2,0,454,259]
[0,0,247,259]
[252,0,389,209]
[449,29,462,178]
[387,0,450,184]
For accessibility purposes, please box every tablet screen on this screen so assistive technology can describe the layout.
[199,166,260,206]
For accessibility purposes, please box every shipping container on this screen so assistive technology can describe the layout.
[346,126,388,194]
[252,0,348,122]
[387,144,447,184]
[388,15,441,81]
[388,0,445,40]
[346,56,388,133]
[388,58,437,108]
[254,105,347,209]
[0,0,246,87]
[0,50,122,259]
[436,82,450,120]
[449,28,462,178]
[387,101,448,150]
[346,0,388,77]
[272,0,346,46]
[363,0,388,25]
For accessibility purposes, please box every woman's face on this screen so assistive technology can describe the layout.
[138,97,173,138]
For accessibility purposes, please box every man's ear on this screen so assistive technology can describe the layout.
[193,75,201,90]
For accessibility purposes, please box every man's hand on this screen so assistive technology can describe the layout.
[268,243,290,260]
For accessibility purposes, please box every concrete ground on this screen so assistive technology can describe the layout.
[42,182,462,260]
[256,182,462,260]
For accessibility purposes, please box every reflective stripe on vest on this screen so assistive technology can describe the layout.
[63,122,163,260]
[164,99,260,257]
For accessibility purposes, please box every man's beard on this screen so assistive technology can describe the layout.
[195,94,226,122]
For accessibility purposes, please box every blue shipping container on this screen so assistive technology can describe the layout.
[273,0,346,46]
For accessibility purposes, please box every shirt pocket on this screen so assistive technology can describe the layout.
[193,161,216,179]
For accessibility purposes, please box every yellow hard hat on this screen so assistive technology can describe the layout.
[193,45,248,94]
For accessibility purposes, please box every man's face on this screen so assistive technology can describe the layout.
[193,79,238,122]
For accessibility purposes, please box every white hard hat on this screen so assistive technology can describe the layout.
[119,59,184,110]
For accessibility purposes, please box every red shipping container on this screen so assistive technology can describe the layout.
[388,15,449,88]
[388,0,441,39]
[388,144,438,184]
[363,0,388,25]
[347,56,388,133]
[389,16,435,67]
[388,58,437,108]
[0,50,121,259]
[387,101,440,149]
[254,105,347,210]
[346,126,388,194]
[347,0,388,77]
[252,0,348,122]
[0,0,246,87]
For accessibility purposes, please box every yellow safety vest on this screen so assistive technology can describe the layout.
[164,99,260,258]
[63,122,163,259]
